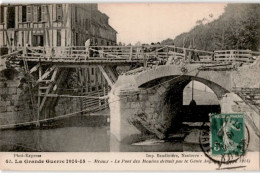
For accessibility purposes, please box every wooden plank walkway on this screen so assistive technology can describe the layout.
[2,45,259,66]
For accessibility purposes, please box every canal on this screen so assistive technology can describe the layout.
[0,87,219,152]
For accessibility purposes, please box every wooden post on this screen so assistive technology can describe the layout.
[104,86,107,109]
[192,80,194,100]
[166,46,169,59]
[143,54,147,69]
[37,65,42,126]
[184,48,187,61]
[98,89,101,110]
[129,46,133,60]
[78,68,84,117]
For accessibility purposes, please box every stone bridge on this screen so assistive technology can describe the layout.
[109,61,260,151]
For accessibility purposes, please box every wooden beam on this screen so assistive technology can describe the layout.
[46,29,50,46]
[98,65,113,87]
[37,65,42,121]
[36,65,56,84]
[46,5,52,27]
[0,26,70,32]
[78,69,84,86]
[30,63,40,74]
[40,67,59,112]
[83,68,88,92]
[51,67,59,81]
[45,69,64,110]
[5,31,10,46]
[53,69,67,92]
[105,66,118,83]
[63,4,69,27]
[0,49,23,59]
[39,83,54,111]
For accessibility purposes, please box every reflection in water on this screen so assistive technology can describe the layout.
[0,126,110,152]
[0,123,203,152]
[0,88,215,152]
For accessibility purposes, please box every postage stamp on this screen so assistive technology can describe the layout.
[199,113,250,168]
[211,114,245,156]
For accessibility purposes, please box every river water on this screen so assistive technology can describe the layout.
[0,122,202,152]
[0,88,218,152]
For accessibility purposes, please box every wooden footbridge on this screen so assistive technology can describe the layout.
[1,45,259,128]
[2,45,258,85]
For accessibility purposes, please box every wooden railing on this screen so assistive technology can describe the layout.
[82,87,110,113]
[214,50,259,62]
[2,45,259,65]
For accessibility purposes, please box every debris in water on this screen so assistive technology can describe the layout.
[132,139,165,146]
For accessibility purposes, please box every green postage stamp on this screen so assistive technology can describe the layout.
[211,113,246,156]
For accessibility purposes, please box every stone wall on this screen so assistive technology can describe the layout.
[220,93,260,151]
[109,79,187,143]
[110,60,260,149]
[0,67,36,127]
[0,64,83,128]
[232,57,260,88]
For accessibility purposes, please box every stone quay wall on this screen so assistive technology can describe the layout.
[0,67,35,127]
[0,64,82,129]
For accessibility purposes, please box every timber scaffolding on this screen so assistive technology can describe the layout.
[0,45,260,129]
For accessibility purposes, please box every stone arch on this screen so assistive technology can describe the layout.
[139,75,229,99]
[135,65,232,93]
[136,75,225,137]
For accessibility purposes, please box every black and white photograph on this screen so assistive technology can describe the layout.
[0,1,259,171]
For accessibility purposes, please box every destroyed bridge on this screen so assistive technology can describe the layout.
[1,45,260,149]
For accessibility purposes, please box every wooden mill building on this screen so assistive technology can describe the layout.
[0,3,117,47]
[0,3,117,90]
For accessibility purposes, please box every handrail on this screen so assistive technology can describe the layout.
[2,45,259,64]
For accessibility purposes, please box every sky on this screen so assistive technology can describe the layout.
[98,3,226,45]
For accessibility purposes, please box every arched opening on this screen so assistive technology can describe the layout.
[138,75,227,138]
[161,77,223,136]
[182,80,221,123]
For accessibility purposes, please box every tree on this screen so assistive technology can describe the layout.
[171,4,260,51]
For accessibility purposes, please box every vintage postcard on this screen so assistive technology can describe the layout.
[0,2,259,171]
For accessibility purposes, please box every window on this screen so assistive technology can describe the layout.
[0,6,4,23]
[32,6,43,22]
[57,30,61,46]
[22,6,27,22]
[32,35,44,46]
[27,6,32,22]
[7,6,15,28]
[37,6,42,22]
[75,6,77,23]
[21,31,24,46]
[56,4,62,21]
[41,5,47,22]
[75,32,80,46]
[95,68,98,82]
[14,31,18,46]
[91,68,94,75]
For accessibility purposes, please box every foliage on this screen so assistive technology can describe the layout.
[171,4,260,51]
